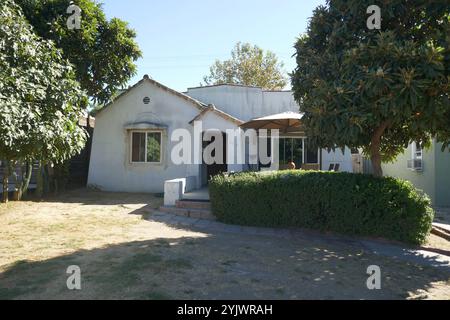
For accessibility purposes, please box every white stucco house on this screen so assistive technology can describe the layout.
[87,75,353,198]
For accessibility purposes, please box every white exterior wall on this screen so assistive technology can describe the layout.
[88,81,202,193]
[186,85,299,121]
[321,147,353,173]
[88,80,354,194]
[195,111,245,185]
[198,111,244,171]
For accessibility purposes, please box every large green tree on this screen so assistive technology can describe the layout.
[292,0,449,177]
[0,0,87,202]
[17,0,142,105]
[203,42,287,90]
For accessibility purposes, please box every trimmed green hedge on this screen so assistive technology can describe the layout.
[209,171,434,244]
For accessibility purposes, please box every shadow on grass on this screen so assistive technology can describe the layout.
[22,188,163,206]
[0,237,195,300]
[1,229,449,300]
[1,190,449,300]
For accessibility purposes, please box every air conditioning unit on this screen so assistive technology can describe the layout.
[407,159,423,171]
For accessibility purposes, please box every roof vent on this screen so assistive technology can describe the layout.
[143,97,151,104]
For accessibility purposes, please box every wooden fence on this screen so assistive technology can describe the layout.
[0,125,94,193]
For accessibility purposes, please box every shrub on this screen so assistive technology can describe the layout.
[209,171,434,244]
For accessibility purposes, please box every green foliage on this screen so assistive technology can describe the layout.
[0,0,87,163]
[52,161,70,192]
[17,0,142,105]
[210,171,434,244]
[203,42,287,90]
[146,133,161,163]
[291,0,449,172]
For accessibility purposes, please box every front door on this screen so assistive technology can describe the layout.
[203,132,227,182]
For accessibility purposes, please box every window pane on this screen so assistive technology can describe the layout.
[132,132,146,162]
[292,138,303,168]
[414,142,422,159]
[278,138,287,165]
[147,132,161,162]
[278,138,303,168]
[306,139,318,164]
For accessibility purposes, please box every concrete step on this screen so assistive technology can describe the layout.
[433,222,450,233]
[176,200,211,210]
[159,206,216,221]
[432,223,450,242]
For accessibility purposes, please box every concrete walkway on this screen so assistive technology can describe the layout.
[434,222,450,233]
[148,210,450,270]
[182,187,210,201]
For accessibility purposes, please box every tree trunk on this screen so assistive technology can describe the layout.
[370,122,389,178]
[2,160,9,203]
[10,160,22,201]
[36,161,43,199]
[370,143,383,177]
[20,161,33,199]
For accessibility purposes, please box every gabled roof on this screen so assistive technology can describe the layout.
[189,104,244,126]
[96,75,207,115]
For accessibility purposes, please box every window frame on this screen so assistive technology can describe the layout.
[130,130,163,164]
[304,138,320,165]
[275,136,320,166]
[411,142,423,161]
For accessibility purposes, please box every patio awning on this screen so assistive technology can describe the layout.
[240,111,303,132]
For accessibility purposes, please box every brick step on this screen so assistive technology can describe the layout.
[159,206,216,221]
[176,200,211,210]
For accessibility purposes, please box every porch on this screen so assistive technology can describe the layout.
[160,179,214,220]
[182,187,210,201]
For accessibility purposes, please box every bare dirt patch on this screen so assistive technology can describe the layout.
[0,189,449,300]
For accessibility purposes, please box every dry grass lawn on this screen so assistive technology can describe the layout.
[0,189,449,300]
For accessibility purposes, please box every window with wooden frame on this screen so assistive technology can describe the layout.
[131,131,162,163]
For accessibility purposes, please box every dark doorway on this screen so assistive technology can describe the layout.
[203,132,227,182]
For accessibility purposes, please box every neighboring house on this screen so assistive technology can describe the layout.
[87,75,353,193]
[383,140,450,207]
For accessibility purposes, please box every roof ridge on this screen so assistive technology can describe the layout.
[96,75,207,116]
[187,83,293,92]
[143,75,207,109]
[187,83,263,90]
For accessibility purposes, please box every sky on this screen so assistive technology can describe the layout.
[102,0,326,92]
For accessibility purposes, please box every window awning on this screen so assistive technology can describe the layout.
[124,121,168,130]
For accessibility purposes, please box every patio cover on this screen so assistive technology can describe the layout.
[240,111,303,133]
